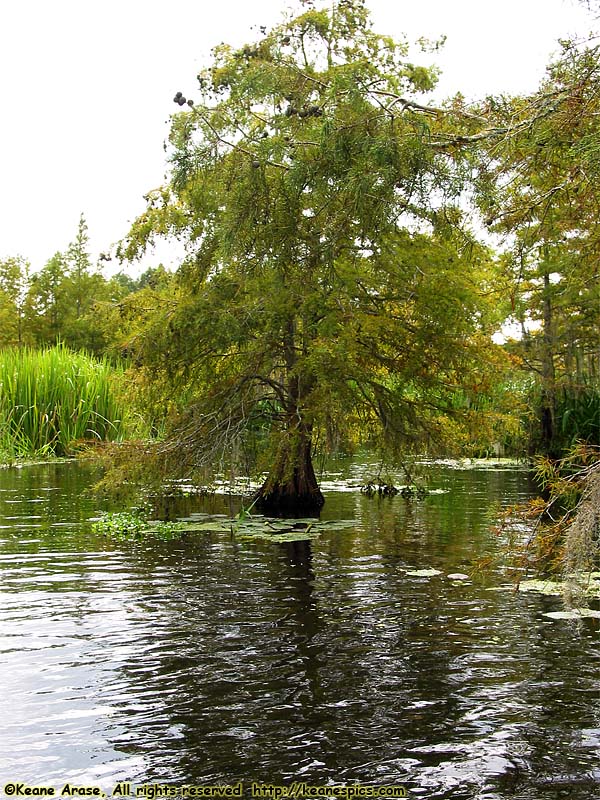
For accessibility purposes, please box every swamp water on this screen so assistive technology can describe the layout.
[0,460,599,799]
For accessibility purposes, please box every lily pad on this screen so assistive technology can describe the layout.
[517,579,564,596]
[236,530,321,543]
[485,576,600,599]
[234,517,356,541]
[542,609,600,620]
[404,568,443,578]
[171,520,232,533]
[312,520,357,533]
[96,509,356,542]
[447,573,471,581]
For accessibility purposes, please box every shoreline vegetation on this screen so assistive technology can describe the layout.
[0,346,132,461]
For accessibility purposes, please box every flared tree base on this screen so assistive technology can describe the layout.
[253,486,325,518]
[253,426,325,518]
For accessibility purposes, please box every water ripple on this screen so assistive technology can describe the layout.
[0,462,598,798]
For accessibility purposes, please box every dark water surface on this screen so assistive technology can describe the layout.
[0,461,599,799]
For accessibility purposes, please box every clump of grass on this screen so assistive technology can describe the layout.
[0,345,129,458]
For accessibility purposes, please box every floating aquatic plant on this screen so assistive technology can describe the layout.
[403,568,443,578]
[542,608,600,620]
[92,510,357,542]
[92,510,191,539]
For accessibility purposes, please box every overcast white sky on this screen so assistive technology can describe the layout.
[0,0,593,274]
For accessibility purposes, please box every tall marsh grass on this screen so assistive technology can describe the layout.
[0,346,128,458]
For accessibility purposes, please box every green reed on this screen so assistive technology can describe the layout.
[0,346,128,458]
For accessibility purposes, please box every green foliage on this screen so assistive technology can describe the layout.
[92,510,148,538]
[503,443,600,578]
[0,215,146,358]
[474,40,600,454]
[114,0,514,506]
[27,252,73,345]
[65,213,92,321]
[0,346,129,458]
[92,510,185,540]
[0,255,31,348]
[556,384,600,448]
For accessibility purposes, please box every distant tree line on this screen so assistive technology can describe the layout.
[0,213,172,356]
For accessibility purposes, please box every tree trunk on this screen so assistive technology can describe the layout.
[540,269,557,455]
[255,312,324,516]
[254,422,325,517]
